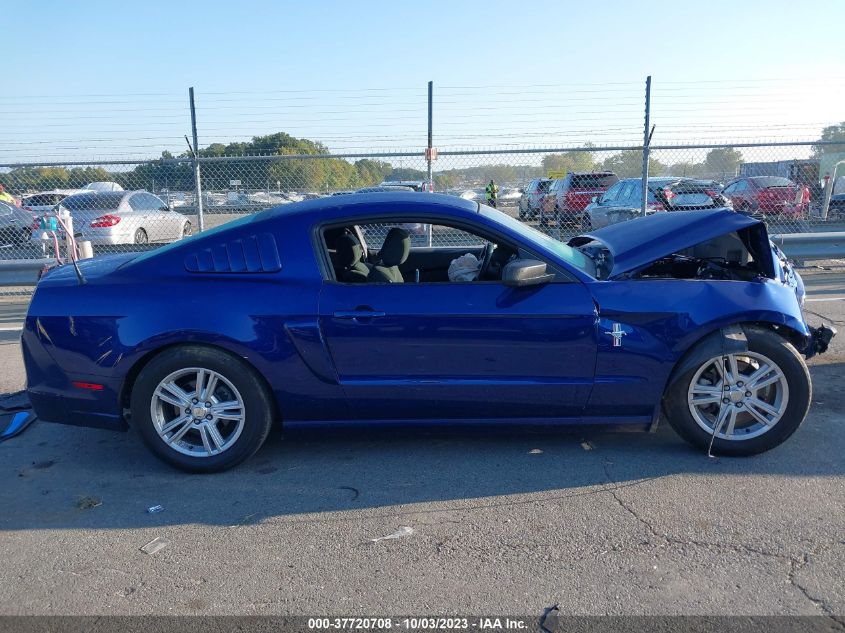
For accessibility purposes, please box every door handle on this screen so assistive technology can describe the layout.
[333,309,386,319]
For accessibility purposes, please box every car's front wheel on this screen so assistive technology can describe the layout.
[664,326,811,456]
[131,346,275,472]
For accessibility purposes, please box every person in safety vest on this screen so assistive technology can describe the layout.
[0,184,14,205]
[485,179,499,208]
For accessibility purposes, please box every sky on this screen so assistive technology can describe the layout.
[3,0,845,165]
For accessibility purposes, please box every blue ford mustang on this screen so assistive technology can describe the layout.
[22,193,834,472]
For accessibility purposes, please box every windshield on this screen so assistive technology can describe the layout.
[570,174,618,189]
[751,177,793,188]
[479,204,596,277]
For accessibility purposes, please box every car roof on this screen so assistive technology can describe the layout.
[258,191,479,219]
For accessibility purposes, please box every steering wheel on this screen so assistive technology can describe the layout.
[477,242,496,281]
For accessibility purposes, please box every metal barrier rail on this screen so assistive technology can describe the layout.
[770,232,845,262]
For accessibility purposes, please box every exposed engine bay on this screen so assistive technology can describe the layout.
[576,231,769,281]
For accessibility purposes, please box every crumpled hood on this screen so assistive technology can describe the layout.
[568,209,768,279]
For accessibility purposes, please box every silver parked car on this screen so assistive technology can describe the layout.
[35,191,192,246]
[0,201,36,248]
[21,190,83,215]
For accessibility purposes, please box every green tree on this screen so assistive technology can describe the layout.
[812,122,845,158]
[664,161,703,177]
[702,147,743,178]
[599,151,665,178]
[541,147,596,176]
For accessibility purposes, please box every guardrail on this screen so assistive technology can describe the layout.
[1,231,844,287]
[769,232,845,263]
[0,259,54,286]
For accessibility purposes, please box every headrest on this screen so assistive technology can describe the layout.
[335,232,363,268]
[379,227,411,267]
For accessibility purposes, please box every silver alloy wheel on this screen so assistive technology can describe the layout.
[687,351,789,441]
[150,367,246,457]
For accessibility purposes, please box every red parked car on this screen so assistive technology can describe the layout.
[539,172,619,227]
[721,177,809,217]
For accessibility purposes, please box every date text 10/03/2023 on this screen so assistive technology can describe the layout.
[307,617,529,630]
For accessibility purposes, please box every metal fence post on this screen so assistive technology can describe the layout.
[640,75,652,217]
[426,80,434,247]
[189,87,205,232]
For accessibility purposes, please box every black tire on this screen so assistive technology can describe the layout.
[130,345,275,473]
[664,326,811,456]
[134,228,148,244]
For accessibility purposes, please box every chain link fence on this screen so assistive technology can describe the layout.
[2,141,843,266]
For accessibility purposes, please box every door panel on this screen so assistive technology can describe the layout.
[318,280,597,421]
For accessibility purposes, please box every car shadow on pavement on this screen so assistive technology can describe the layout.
[1,361,843,531]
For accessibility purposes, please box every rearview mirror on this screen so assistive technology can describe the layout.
[502,259,555,287]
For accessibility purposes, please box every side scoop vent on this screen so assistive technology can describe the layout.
[184,233,281,273]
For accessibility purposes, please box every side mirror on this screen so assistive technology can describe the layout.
[502,259,555,288]
[518,188,525,194]
[591,195,600,203]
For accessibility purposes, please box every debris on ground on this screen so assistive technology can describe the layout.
[0,390,32,412]
[146,505,165,514]
[580,441,595,451]
[75,495,102,510]
[0,411,37,443]
[370,526,414,543]
[140,537,170,555]
[539,603,560,633]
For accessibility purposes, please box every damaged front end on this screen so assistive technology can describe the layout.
[569,209,837,359]
[806,324,836,359]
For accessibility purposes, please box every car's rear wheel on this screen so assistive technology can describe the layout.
[134,228,148,244]
[664,326,810,456]
[131,346,275,472]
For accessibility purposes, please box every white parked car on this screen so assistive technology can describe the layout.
[84,181,124,193]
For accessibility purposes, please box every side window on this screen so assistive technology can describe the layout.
[362,222,485,250]
[722,183,736,194]
[733,181,748,193]
[147,194,168,211]
[322,220,543,285]
[128,195,143,211]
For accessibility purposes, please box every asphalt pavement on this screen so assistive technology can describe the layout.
[0,269,843,619]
